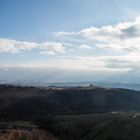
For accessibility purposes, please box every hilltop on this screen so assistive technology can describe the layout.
[0,85,140,120]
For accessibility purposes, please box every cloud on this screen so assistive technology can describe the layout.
[39,41,65,53]
[0,55,133,73]
[1,53,139,82]
[54,31,79,36]
[55,16,140,52]
[0,38,37,53]
[79,44,93,50]
[40,50,55,56]
[2,16,140,83]
[0,38,65,55]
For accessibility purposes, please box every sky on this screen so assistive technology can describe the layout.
[0,0,140,83]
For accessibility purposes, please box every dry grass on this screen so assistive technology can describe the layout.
[0,129,57,140]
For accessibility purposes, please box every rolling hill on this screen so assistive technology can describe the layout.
[1,85,140,140]
[0,85,140,120]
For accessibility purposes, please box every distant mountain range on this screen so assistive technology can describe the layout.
[0,80,140,91]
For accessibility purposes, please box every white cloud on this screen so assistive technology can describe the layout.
[39,41,65,53]
[0,55,134,73]
[55,16,140,52]
[40,50,55,56]
[79,44,93,50]
[54,31,79,36]
[1,16,140,80]
[0,38,65,55]
[0,38,37,53]
[1,53,139,83]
